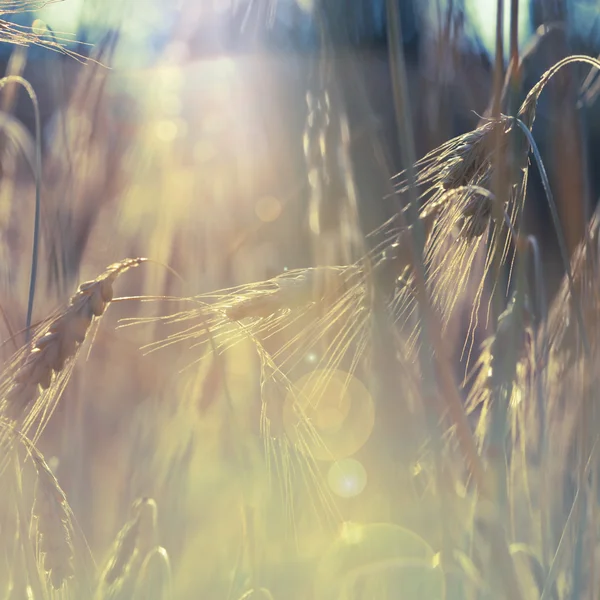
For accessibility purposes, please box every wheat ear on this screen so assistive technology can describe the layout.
[2,258,146,432]
[30,447,75,590]
[96,497,158,598]
[0,418,77,591]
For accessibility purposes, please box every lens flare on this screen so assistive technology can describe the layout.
[283,369,374,460]
[255,196,282,223]
[155,119,180,142]
[327,459,367,498]
[317,522,445,600]
[32,19,48,36]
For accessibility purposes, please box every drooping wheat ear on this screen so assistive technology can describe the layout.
[392,178,524,361]
[376,117,514,293]
[1,258,146,440]
[97,497,158,599]
[30,446,75,590]
[383,116,521,343]
[390,116,512,214]
[440,118,511,195]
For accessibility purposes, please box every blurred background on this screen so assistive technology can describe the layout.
[6,0,600,285]
[4,0,596,295]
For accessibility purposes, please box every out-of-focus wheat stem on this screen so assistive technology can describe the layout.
[509,0,519,79]
[514,117,590,356]
[540,437,599,600]
[0,76,41,342]
[386,0,485,492]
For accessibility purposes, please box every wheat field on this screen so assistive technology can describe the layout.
[0,0,599,598]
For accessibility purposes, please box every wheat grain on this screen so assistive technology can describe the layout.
[381,115,525,358]
[97,497,158,599]
[460,193,496,239]
[391,116,511,210]
[30,447,74,590]
[0,419,77,591]
[0,258,146,441]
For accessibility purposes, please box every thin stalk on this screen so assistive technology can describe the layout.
[507,0,522,118]
[528,234,549,569]
[492,0,505,117]
[479,4,527,599]
[488,0,508,500]
[0,76,41,342]
[386,0,485,490]
[513,117,590,356]
[489,0,508,330]
[540,436,599,600]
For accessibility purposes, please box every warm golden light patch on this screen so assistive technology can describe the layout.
[193,139,217,163]
[255,196,282,223]
[283,369,375,460]
[156,67,183,90]
[296,0,315,13]
[155,119,180,142]
[32,19,48,36]
[160,93,182,116]
[317,523,445,599]
[340,521,364,545]
[328,459,367,498]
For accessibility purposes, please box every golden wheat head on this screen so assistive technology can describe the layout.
[0,258,146,442]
